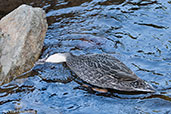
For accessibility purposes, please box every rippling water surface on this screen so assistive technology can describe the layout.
[0,0,171,113]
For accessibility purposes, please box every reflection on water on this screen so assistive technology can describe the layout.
[0,0,171,113]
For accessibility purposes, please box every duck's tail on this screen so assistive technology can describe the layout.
[37,53,70,64]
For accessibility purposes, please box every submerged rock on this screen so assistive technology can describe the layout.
[0,4,48,85]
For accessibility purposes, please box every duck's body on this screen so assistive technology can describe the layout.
[44,53,155,92]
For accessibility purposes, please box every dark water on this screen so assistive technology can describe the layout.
[0,0,171,114]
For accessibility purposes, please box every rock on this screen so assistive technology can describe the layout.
[0,0,45,19]
[0,4,48,85]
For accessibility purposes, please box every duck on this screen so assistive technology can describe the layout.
[41,53,155,93]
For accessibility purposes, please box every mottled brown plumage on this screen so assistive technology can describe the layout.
[43,53,155,92]
[66,53,155,92]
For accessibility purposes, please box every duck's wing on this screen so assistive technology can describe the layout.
[93,54,139,81]
[108,69,138,81]
[67,54,138,83]
[66,54,155,92]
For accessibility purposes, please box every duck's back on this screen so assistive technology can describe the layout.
[66,54,147,91]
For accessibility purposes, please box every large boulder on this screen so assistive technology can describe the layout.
[0,0,44,19]
[0,4,48,85]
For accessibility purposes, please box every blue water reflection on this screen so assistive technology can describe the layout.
[0,0,170,113]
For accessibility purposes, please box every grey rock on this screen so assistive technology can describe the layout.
[0,4,48,85]
[0,0,45,19]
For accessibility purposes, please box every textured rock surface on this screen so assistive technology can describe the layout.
[0,4,48,85]
[0,0,44,19]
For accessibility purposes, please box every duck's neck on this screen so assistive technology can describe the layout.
[45,53,70,63]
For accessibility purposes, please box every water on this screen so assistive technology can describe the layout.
[0,0,171,113]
